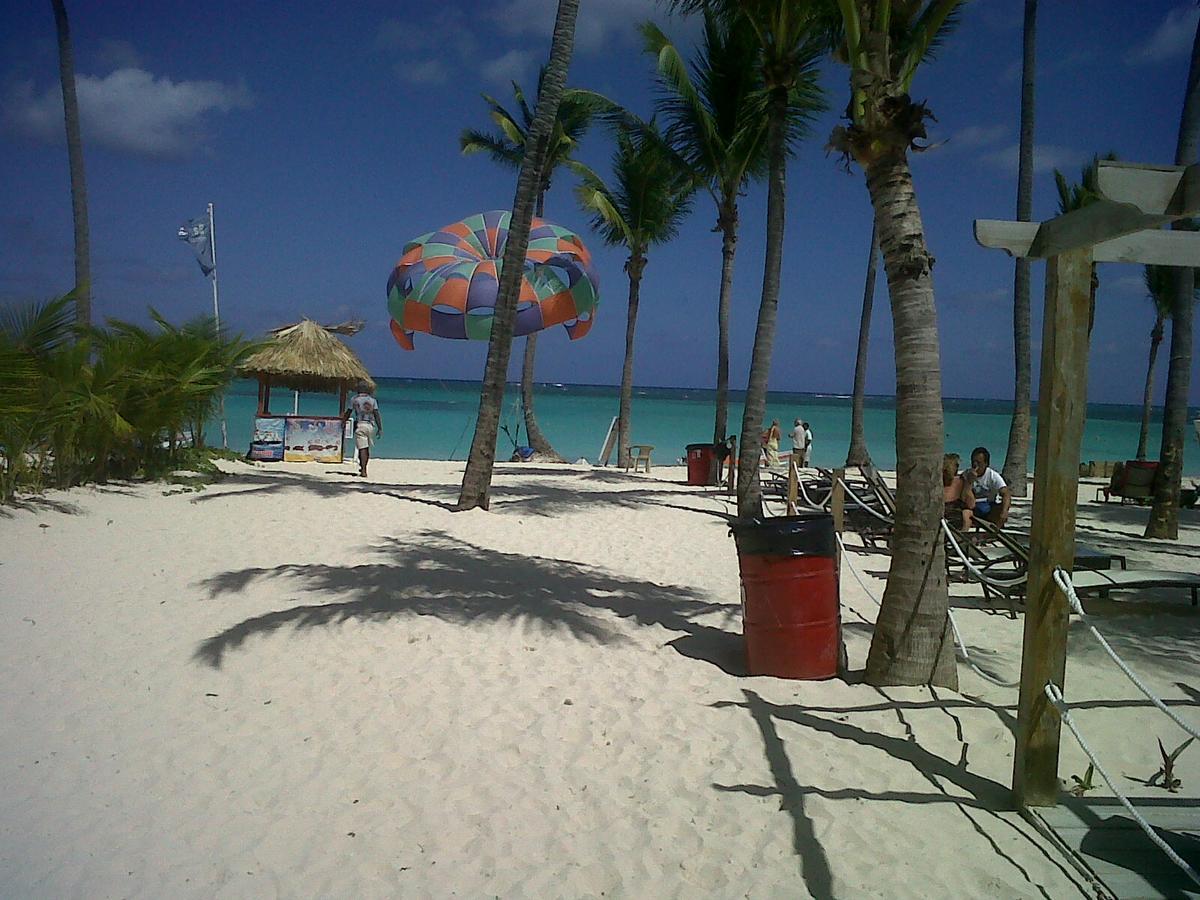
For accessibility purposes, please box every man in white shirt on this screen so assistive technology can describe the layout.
[790,419,812,467]
[963,446,1011,526]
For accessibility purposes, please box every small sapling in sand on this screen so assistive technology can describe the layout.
[1067,764,1096,797]
[1148,737,1193,792]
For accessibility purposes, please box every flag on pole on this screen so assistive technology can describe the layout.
[178,218,215,276]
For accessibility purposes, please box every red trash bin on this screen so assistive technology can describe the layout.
[686,443,720,486]
[729,513,842,680]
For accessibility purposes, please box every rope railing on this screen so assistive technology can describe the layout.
[834,477,894,524]
[1051,567,1199,741]
[835,530,1019,688]
[1044,682,1200,889]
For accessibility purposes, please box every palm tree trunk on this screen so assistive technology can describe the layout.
[846,222,879,467]
[457,0,578,510]
[521,333,564,460]
[521,190,564,461]
[735,89,788,519]
[617,257,645,468]
[713,197,738,444]
[862,153,956,690]
[1136,316,1164,460]
[51,0,91,328]
[1146,17,1200,539]
[1001,0,1038,498]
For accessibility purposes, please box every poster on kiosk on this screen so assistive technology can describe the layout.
[284,417,343,463]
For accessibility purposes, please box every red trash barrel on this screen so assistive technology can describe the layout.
[729,513,842,680]
[686,443,719,486]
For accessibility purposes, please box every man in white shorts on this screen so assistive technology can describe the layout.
[343,381,383,477]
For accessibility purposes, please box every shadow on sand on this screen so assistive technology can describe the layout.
[195,531,741,669]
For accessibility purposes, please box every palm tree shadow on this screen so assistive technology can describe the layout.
[711,690,1087,899]
[195,531,741,669]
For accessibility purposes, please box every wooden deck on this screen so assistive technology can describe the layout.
[1027,796,1200,898]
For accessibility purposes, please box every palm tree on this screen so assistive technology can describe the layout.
[1000,0,1038,498]
[576,125,694,467]
[456,0,580,511]
[670,0,829,517]
[845,223,880,467]
[826,0,964,689]
[1147,12,1200,538]
[460,74,608,462]
[641,12,798,445]
[51,0,91,327]
[1136,266,1178,461]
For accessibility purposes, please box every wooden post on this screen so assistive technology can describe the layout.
[831,467,846,535]
[338,384,348,461]
[786,457,798,515]
[263,377,272,416]
[1013,247,1094,807]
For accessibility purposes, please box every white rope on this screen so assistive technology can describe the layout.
[837,529,1018,687]
[835,532,882,607]
[940,519,1026,592]
[1052,568,1200,741]
[1045,682,1200,888]
[835,477,894,524]
[796,476,832,510]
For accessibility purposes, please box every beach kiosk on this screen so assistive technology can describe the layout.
[237,319,375,463]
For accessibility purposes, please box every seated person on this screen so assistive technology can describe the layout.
[963,446,1011,527]
[943,452,975,530]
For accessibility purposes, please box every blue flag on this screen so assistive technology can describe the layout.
[178,218,215,276]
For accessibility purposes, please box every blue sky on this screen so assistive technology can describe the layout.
[1,0,1197,405]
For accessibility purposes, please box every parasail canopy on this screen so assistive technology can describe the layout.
[386,210,598,350]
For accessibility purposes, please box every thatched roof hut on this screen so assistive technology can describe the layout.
[239,319,374,416]
[239,318,375,395]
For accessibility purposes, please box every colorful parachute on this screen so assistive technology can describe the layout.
[386,210,599,350]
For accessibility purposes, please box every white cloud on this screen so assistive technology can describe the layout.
[946,124,1008,152]
[400,59,450,85]
[4,68,252,159]
[1125,4,1200,66]
[481,49,537,86]
[981,142,1082,175]
[94,38,142,71]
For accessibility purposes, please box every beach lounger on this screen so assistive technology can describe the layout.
[944,518,1199,607]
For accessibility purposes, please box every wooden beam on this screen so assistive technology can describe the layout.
[1013,247,1094,808]
[974,220,1200,266]
[1096,160,1200,217]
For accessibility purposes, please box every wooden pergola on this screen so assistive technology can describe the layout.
[975,160,1200,807]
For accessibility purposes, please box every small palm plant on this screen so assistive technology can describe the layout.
[576,123,695,467]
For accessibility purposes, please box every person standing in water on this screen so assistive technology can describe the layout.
[343,381,383,477]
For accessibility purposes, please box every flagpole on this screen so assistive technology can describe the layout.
[208,202,228,448]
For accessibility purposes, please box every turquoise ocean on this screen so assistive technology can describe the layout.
[219,378,1199,474]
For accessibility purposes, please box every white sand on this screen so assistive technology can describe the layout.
[2,459,1198,897]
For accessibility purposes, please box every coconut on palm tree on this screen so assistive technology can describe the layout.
[457,0,581,511]
[642,11,816,446]
[576,124,694,468]
[51,0,91,327]
[827,0,964,689]
[1000,0,1039,498]
[460,73,609,462]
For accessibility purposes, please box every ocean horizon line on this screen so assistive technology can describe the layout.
[337,376,1179,413]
